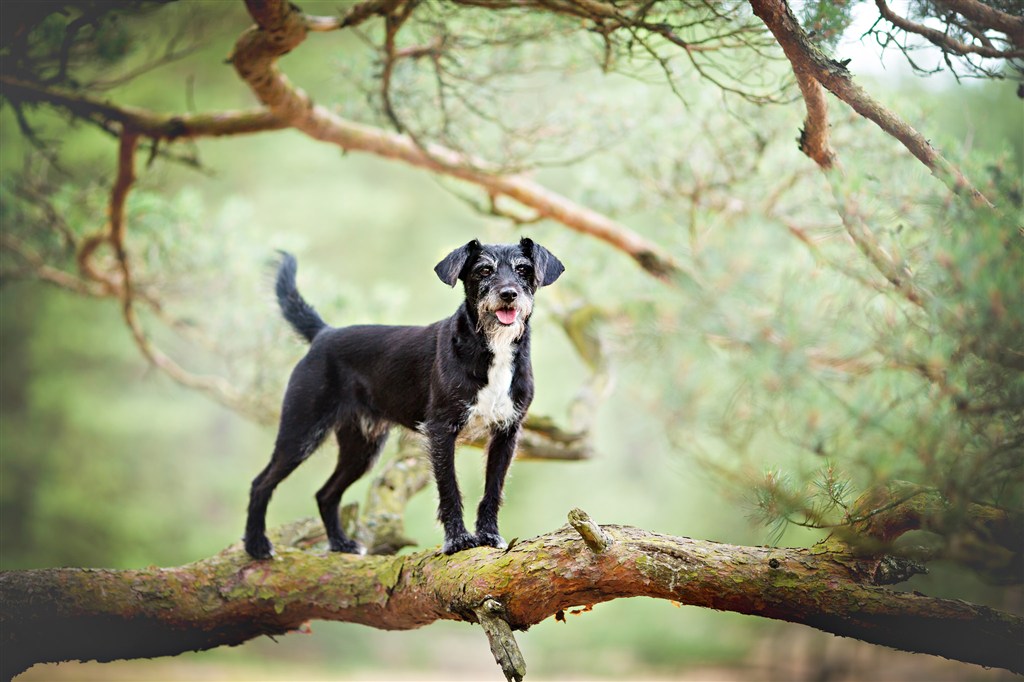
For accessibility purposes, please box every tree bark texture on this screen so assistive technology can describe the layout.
[2,515,1021,680]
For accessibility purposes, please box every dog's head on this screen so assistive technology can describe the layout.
[435,237,564,338]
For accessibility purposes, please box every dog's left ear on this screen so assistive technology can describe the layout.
[434,239,481,287]
[520,237,564,287]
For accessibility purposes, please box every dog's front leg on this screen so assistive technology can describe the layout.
[475,424,518,549]
[426,421,479,554]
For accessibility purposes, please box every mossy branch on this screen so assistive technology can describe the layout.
[2,510,1022,680]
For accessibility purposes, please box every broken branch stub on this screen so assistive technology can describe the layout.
[474,598,527,682]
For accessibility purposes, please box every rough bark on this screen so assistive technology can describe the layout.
[2,510,1022,681]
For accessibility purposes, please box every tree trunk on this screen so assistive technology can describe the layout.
[2,511,1021,680]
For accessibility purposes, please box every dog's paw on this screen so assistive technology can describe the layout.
[475,531,507,550]
[442,532,480,555]
[329,537,366,555]
[244,534,275,560]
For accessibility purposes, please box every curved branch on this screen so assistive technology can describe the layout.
[873,0,1023,59]
[5,3,687,281]
[933,0,1024,48]
[2,511,1021,680]
[748,0,990,207]
[228,1,687,283]
[764,22,926,306]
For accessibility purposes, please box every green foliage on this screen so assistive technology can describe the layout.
[621,134,1023,561]
[796,0,856,48]
[0,1,188,87]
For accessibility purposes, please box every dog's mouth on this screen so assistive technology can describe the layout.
[494,307,519,325]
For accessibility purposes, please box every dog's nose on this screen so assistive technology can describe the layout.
[499,287,518,303]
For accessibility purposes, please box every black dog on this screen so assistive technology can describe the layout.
[244,237,564,558]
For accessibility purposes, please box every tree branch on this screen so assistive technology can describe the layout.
[844,480,1023,553]
[475,599,527,682]
[873,0,1024,59]
[227,0,687,283]
[747,0,991,207]
[827,172,928,307]
[747,0,935,307]
[933,0,1024,48]
[793,71,836,170]
[0,76,287,140]
[2,510,1021,680]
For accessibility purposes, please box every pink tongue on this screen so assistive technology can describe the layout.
[496,309,518,325]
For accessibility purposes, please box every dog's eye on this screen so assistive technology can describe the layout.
[515,264,533,277]
[477,266,494,277]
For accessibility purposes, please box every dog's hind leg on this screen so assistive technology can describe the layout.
[316,421,388,554]
[244,393,336,559]
[244,457,300,559]
[475,425,517,549]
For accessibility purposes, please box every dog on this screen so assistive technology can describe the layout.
[244,237,564,558]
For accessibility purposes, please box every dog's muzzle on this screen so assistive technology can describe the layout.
[494,287,521,325]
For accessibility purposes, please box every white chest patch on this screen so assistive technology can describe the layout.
[463,326,520,438]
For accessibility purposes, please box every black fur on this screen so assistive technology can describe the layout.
[275,251,327,343]
[244,238,564,558]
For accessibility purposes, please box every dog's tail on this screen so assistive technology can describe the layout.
[275,251,328,343]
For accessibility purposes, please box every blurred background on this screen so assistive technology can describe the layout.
[1,1,1021,680]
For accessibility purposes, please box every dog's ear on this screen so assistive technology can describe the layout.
[434,239,481,287]
[520,237,564,287]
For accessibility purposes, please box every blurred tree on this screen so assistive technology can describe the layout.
[0,0,1021,680]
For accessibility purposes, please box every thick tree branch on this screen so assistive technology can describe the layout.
[2,510,1021,680]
